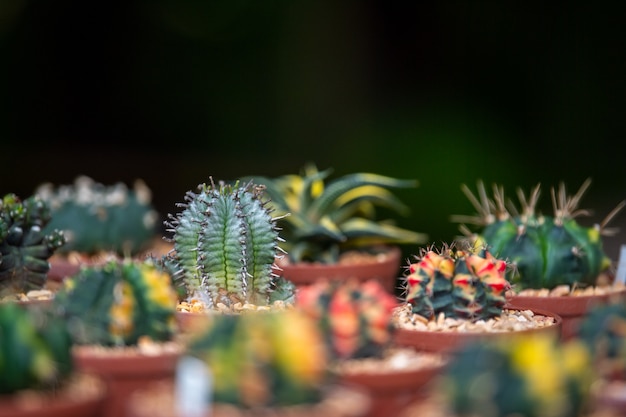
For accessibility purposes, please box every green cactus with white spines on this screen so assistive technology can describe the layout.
[163,178,294,309]
[52,258,178,346]
[0,193,66,297]
[296,279,398,360]
[404,243,510,321]
[452,179,625,291]
[441,334,593,417]
[186,310,328,408]
[35,175,159,256]
[0,302,74,394]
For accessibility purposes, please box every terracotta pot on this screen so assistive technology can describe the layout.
[72,343,183,417]
[393,307,563,354]
[126,380,370,417]
[336,355,445,417]
[507,287,626,341]
[0,373,106,417]
[276,246,403,293]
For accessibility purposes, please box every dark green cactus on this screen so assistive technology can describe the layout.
[163,178,294,309]
[52,258,178,346]
[35,175,159,256]
[296,279,398,360]
[452,179,625,291]
[440,334,593,417]
[186,310,328,408]
[0,193,66,297]
[404,243,510,321]
[577,302,626,380]
[0,302,74,394]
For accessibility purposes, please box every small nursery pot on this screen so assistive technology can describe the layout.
[392,306,563,354]
[276,245,402,293]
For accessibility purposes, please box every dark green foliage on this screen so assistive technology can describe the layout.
[52,258,178,346]
[0,303,73,394]
[0,193,66,297]
[36,176,159,256]
[578,302,626,380]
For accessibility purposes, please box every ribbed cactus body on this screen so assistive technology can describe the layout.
[164,179,290,308]
[404,245,510,321]
[0,193,66,297]
[296,279,398,360]
[187,311,328,408]
[53,259,178,346]
[455,180,620,290]
[0,303,73,393]
[36,176,158,256]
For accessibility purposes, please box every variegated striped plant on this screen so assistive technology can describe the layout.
[242,163,427,263]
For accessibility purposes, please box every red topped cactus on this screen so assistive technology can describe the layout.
[404,243,511,321]
[296,279,398,360]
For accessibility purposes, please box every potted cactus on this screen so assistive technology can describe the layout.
[242,163,428,292]
[0,192,66,303]
[50,257,182,417]
[296,278,447,417]
[402,333,595,417]
[577,302,626,412]
[452,179,626,340]
[0,302,105,417]
[35,175,162,281]
[161,177,296,328]
[392,242,562,354]
[126,310,370,417]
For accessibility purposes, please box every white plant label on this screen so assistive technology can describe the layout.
[175,356,212,417]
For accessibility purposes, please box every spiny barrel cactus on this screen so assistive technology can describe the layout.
[186,310,328,408]
[52,258,178,346]
[0,302,73,394]
[35,175,159,256]
[440,334,594,417]
[404,243,510,321]
[163,178,294,309]
[0,193,66,297]
[452,179,625,290]
[296,279,398,360]
[577,302,626,380]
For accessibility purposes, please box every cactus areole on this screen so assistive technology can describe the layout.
[452,179,625,291]
[164,178,288,309]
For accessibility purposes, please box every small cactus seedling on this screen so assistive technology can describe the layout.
[186,310,328,408]
[163,178,295,310]
[52,258,178,346]
[0,193,66,297]
[35,175,159,256]
[440,334,594,417]
[577,302,626,380]
[0,302,74,394]
[296,279,398,360]
[403,243,510,321]
[452,179,625,291]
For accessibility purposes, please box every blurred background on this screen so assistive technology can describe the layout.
[1,1,625,260]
